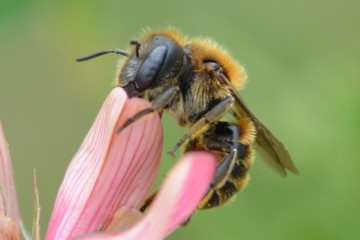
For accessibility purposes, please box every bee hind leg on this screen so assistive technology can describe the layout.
[198,149,238,209]
[211,149,237,188]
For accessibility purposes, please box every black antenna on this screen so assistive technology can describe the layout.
[130,40,141,58]
[76,49,129,62]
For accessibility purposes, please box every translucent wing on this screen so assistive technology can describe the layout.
[253,117,299,176]
[217,74,299,176]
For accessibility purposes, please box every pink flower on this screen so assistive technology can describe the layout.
[0,87,216,239]
[1,123,40,240]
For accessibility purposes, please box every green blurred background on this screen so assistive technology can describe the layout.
[1,0,359,239]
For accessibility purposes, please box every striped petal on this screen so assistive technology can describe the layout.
[0,123,22,239]
[76,152,216,240]
[46,88,163,239]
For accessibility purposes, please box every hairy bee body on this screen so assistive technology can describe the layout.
[77,28,299,212]
[116,30,247,128]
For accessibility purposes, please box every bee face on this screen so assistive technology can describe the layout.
[76,28,298,214]
[118,32,185,97]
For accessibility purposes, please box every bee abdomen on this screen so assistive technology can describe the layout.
[193,121,255,210]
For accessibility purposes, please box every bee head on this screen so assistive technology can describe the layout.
[118,33,185,97]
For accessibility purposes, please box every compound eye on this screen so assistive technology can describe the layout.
[203,59,223,74]
[135,45,167,90]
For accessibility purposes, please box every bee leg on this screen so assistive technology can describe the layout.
[181,216,192,226]
[140,190,193,227]
[140,190,192,226]
[199,149,238,209]
[211,149,237,187]
[168,97,234,155]
[139,191,158,212]
[117,86,179,132]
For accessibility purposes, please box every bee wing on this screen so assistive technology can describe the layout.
[253,118,299,176]
[218,75,299,176]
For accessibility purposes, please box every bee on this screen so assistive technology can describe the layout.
[76,29,299,211]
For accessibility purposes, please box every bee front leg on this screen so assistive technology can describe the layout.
[168,97,234,155]
[117,86,179,132]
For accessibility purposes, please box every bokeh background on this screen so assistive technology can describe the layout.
[1,0,359,239]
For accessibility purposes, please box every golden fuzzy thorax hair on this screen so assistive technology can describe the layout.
[117,29,247,91]
[188,38,247,90]
[138,28,189,47]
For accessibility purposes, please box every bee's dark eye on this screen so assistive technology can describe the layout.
[203,59,223,74]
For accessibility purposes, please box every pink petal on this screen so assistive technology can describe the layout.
[163,152,216,236]
[0,216,20,240]
[0,123,22,229]
[77,152,216,240]
[105,206,143,233]
[46,88,163,239]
